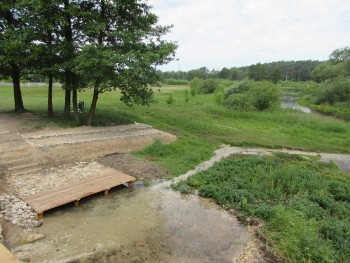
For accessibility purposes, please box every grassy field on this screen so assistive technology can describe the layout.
[1,83,350,176]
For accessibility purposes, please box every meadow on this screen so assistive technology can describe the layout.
[1,83,350,176]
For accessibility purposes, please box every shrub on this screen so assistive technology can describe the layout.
[162,78,189,85]
[190,77,201,96]
[184,89,190,103]
[224,81,280,111]
[166,93,175,104]
[199,78,218,94]
[314,76,350,105]
[214,84,225,105]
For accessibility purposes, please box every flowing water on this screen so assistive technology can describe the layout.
[281,92,311,113]
[12,184,249,262]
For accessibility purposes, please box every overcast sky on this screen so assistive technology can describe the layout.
[148,0,350,71]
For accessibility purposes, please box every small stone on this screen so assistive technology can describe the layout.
[22,233,45,244]
[33,221,43,228]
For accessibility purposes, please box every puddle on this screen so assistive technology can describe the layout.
[13,185,249,262]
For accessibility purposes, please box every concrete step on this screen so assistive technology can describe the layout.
[0,137,20,142]
[0,140,28,150]
[2,157,35,166]
[8,163,39,172]
[0,151,31,161]
[11,167,41,177]
[0,146,30,154]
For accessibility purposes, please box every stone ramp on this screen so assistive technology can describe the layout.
[21,124,167,148]
[0,132,41,177]
[21,170,136,219]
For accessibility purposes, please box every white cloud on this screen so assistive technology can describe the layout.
[148,0,350,71]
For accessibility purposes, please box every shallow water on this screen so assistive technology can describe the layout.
[15,184,249,262]
[281,93,311,113]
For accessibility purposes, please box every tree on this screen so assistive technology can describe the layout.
[0,0,30,112]
[74,0,177,125]
[21,0,63,117]
[329,47,350,64]
[269,67,283,83]
[218,67,230,79]
[311,62,338,83]
[187,67,209,80]
[248,63,268,81]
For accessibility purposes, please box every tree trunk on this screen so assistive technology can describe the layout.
[63,70,71,119]
[47,74,54,117]
[63,0,74,120]
[87,88,99,126]
[11,65,25,113]
[72,74,79,124]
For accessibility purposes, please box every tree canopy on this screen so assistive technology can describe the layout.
[0,0,177,124]
[158,60,321,82]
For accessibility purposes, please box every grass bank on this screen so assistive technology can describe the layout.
[172,153,350,262]
[1,84,350,175]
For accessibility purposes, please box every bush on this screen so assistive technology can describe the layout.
[162,78,189,85]
[314,76,350,105]
[214,84,225,105]
[166,93,175,104]
[190,77,201,96]
[199,78,218,94]
[224,81,280,111]
[184,89,190,103]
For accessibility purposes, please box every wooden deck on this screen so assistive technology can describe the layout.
[0,243,20,263]
[21,170,135,219]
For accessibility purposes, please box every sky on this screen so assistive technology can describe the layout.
[148,0,350,71]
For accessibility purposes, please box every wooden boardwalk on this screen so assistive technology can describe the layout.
[21,170,135,219]
[0,243,19,263]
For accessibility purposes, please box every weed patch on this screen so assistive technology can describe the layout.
[174,154,350,262]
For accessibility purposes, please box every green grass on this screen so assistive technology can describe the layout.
[173,153,350,262]
[298,97,350,122]
[1,84,350,175]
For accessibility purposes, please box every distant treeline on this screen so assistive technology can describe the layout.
[158,60,322,82]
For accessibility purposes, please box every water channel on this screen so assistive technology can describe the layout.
[280,92,312,113]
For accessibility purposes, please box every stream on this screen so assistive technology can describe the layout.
[281,92,311,113]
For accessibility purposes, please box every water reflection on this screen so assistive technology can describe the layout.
[281,92,312,113]
[15,186,249,262]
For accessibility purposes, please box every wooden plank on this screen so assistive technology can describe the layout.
[0,243,20,263]
[23,170,131,201]
[26,176,133,212]
[21,170,135,215]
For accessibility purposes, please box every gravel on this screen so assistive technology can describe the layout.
[0,194,41,229]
